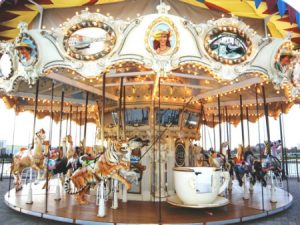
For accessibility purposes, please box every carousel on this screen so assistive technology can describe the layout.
[0,0,299,224]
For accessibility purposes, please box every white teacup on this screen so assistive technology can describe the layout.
[174,167,230,205]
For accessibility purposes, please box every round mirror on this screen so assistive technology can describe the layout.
[205,27,252,64]
[0,53,13,79]
[64,22,116,60]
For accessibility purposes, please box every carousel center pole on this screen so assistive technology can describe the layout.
[280,103,289,194]
[212,113,216,151]
[256,85,265,210]
[69,105,72,135]
[122,81,126,140]
[45,80,55,212]
[225,107,230,157]
[246,107,250,147]
[27,79,39,204]
[75,106,78,147]
[55,88,65,201]
[79,111,82,145]
[217,95,222,153]
[98,73,106,217]
[239,95,249,200]
[262,86,277,202]
[83,92,89,148]
[101,73,106,153]
[246,106,254,192]
[239,95,245,150]
[118,77,124,141]
[262,86,271,146]
[7,109,17,197]
[158,76,162,224]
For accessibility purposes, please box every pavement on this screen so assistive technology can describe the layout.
[0,178,299,225]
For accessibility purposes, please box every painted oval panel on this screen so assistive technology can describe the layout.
[146,17,179,56]
[15,36,38,67]
[64,22,116,61]
[205,27,251,64]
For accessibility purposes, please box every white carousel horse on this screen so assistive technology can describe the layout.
[11,129,46,191]
[118,137,149,203]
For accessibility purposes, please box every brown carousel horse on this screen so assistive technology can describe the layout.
[11,129,46,191]
[65,140,131,204]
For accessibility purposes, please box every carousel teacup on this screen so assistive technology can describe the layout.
[173,167,230,205]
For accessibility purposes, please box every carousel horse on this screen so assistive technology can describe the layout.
[221,142,235,180]
[11,129,46,191]
[194,145,210,167]
[119,137,149,183]
[65,138,149,204]
[42,135,77,189]
[251,141,282,187]
[232,144,255,187]
[65,140,131,204]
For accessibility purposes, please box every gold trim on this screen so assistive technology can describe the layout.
[145,16,179,56]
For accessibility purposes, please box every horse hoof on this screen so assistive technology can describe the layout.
[79,200,88,205]
[16,186,22,192]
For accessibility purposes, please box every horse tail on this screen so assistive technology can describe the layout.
[64,177,89,195]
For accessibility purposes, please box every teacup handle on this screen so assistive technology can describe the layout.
[218,171,230,195]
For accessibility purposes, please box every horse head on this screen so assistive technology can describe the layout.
[264,141,272,156]
[127,137,150,151]
[34,128,46,144]
[66,135,73,145]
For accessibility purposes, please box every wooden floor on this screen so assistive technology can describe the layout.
[4,180,293,225]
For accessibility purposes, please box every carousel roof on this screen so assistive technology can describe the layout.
[0,0,300,45]
[0,1,299,129]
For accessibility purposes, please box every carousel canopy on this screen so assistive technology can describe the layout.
[0,0,300,45]
[0,0,299,129]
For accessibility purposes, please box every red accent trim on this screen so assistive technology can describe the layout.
[0,12,18,22]
[0,25,13,32]
[284,27,300,34]
[83,0,98,6]
[0,36,12,41]
[204,2,230,13]
[291,37,300,44]
[277,16,292,23]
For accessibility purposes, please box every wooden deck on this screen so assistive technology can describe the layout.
[4,181,293,225]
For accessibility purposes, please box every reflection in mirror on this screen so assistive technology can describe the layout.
[0,53,12,78]
[205,27,251,64]
[209,32,247,60]
[111,108,149,126]
[184,112,199,129]
[64,21,116,60]
[68,27,112,56]
[156,109,180,126]
[125,108,149,126]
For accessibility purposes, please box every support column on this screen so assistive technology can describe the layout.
[217,95,222,153]
[45,81,54,212]
[239,95,245,149]
[255,85,265,211]
[101,74,106,152]
[83,92,89,148]
[27,80,40,204]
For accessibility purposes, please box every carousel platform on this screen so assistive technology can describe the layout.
[4,180,293,225]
